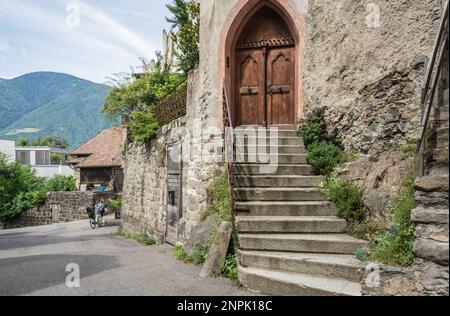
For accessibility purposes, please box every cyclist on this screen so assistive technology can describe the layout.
[94,200,106,224]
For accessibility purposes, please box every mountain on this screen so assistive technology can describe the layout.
[0,72,112,149]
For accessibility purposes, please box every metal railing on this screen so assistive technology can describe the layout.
[223,80,241,247]
[153,79,188,126]
[417,0,449,176]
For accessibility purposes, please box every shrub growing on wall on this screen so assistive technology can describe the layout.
[307,141,344,176]
[320,168,365,222]
[299,108,345,176]
[46,175,77,192]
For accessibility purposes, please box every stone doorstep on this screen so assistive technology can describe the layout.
[234,187,327,201]
[234,201,337,217]
[234,175,323,187]
[233,164,314,176]
[233,154,307,164]
[238,233,367,255]
[236,216,347,233]
[238,266,362,296]
[238,250,364,283]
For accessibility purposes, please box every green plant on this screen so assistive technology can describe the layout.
[307,141,344,176]
[0,154,48,223]
[320,168,365,222]
[188,245,208,265]
[127,112,160,143]
[166,0,200,74]
[45,175,76,192]
[101,63,184,121]
[202,170,232,223]
[220,253,239,283]
[107,199,122,211]
[299,122,324,148]
[117,227,156,246]
[18,138,28,147]
[174,244,188,261]
[366,172,416,267]
[298,108,343,149]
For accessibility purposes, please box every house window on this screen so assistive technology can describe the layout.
[16,151,30,165]
[35,151,50,165]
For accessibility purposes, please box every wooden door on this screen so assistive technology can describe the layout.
[166,144,182,245]
[235,49,265,126]
[266,47,296,127]
[113,169,124,193]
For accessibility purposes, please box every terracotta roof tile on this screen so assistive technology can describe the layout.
[70,126,125,168]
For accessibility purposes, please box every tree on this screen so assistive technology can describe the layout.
[166,0,200,74]
[101,62,184,121]
[0,153,47,222]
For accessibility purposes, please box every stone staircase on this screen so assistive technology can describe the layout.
[233,130,367,296]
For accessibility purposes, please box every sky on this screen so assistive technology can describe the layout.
[0,0,172,83]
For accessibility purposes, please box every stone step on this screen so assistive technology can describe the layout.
[235,201,337,217]
[235,136,304,146]
[239,233,367,255]
[234,187,326,201]
[238,266,362,296]
[234,129,299,138]
[233,154,307,164]
[234,175,323,187]
[235,145,306,155]
[238,250,364,282]
[236,216,347,233]
[234,164,313,176]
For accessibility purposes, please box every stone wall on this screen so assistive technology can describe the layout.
[3,192,96,229]
[341,150,416,221]
[121,69,222,244]
[302,0,443,154]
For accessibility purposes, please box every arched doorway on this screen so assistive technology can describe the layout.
[228,3,299,129]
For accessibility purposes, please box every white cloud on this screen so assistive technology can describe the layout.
[0,40,10,51]
[0,0,170,82]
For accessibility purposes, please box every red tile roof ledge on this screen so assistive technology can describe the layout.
[69,126,126,168]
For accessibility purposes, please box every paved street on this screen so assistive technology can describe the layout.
[0,219,251,296]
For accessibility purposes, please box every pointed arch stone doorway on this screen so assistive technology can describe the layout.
[224,1,302,130]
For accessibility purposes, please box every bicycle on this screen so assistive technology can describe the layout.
[86,207,105,230]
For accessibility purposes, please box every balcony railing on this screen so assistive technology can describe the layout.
[153,79,188,126]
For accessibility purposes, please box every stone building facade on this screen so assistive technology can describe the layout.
[121,0,447,289]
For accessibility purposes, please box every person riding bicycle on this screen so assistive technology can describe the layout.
[94,200,106,223]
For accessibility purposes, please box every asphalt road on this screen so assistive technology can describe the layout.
[0,219,251,296]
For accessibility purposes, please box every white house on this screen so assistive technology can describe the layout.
[0,140,74,178]
[0,140,16,162]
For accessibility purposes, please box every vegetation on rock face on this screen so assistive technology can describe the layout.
[365,172,416,267]
[175,170,238,283]
[202,170,232,223]
[166,0,200,74]
[299,108,346,176]
[320,168,365,223]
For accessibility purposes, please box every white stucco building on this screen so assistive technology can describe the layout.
[0,140,73,178]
